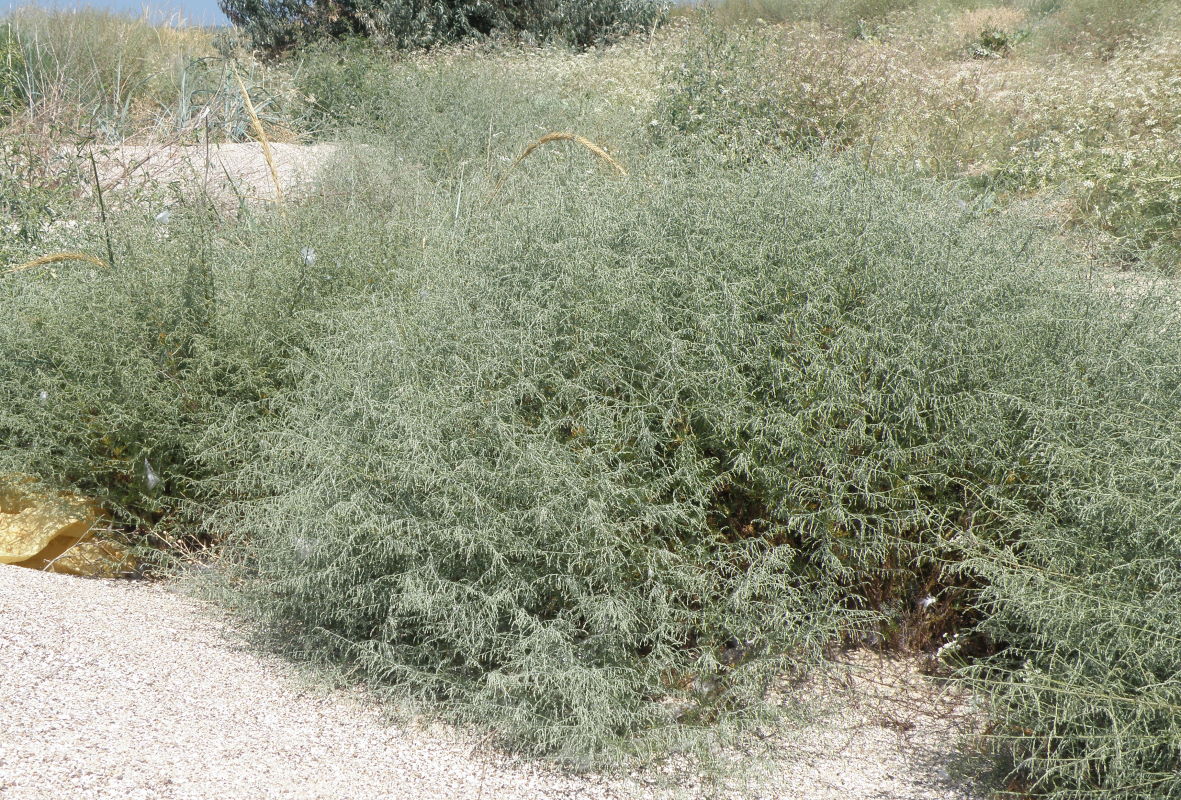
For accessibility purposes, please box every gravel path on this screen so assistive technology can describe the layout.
[0,565,993,800]
[92,142,340,207]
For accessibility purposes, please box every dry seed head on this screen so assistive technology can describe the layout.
[490,131,627,199]
[3,252,109,276]
[233,68,286,211]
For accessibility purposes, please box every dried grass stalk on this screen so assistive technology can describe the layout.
[490,132,627,198]
[233,69,286,210]
[3,252,109,276]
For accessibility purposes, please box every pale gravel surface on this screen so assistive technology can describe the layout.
[91,142,341,206]
[0,564,995,800]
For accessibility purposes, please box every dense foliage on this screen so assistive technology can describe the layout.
[0,187,428,541]
[203,153,1181,777]
[219,0,667,53]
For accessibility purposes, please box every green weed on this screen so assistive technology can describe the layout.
[201,150,1146,772]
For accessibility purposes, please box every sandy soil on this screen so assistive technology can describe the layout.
[90,142,340,207]
[0,564,994,800]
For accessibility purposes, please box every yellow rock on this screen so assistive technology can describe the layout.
[0,476,135,577]
[40,539,135,579]
[0,492,94,564]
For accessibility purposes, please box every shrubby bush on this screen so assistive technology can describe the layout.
[204,150,1181,774]
[0,172,434,546]
[653,12,1181,269]
[987,33,1181,269]
[0,132,79,258]
[946,288,1181,799]
[220,0,667,54]
[293,40,654,179]
[1030,0,1169,57]
[293,44,579,170]
[652,21,899,157]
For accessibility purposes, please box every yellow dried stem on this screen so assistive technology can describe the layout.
[3,252,109,276]
[233,68,286,210]
[490,132,628,198]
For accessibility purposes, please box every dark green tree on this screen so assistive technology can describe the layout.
[218,0,666,54]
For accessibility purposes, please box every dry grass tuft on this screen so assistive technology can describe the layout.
[950,7,1027,41]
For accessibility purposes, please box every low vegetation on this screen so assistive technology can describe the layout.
[659,0,1181,268]
[2,1,1181,798]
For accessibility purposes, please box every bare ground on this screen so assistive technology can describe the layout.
[0,564,995,800]
[90,142,341,207]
